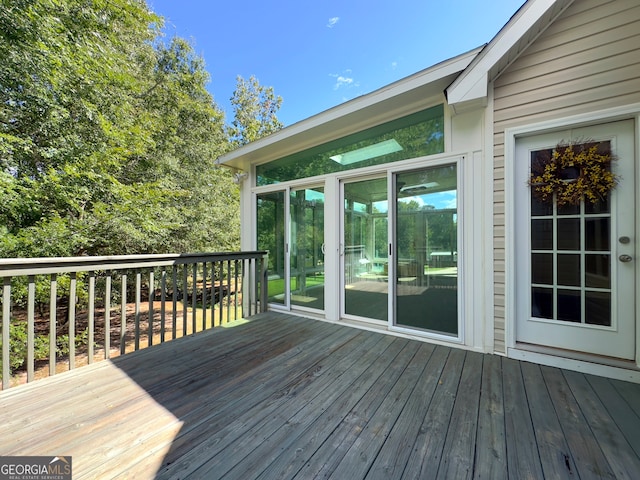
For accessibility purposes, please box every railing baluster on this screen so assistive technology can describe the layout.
[105,273,111,359]
[148,270,154,347]
[68,272,76,370]
[218,261,224,326]
[135,270,141,350]
[245,259,252,317]
[234,259,239,320]
[191,263,197,334]
[88,271,95,364]
[49,274,57,376]
[120,273,127,355]
[211,262,216,328]
[172,266,178,340]
[202,262,207,331]
[226,260,231,323]
[182,266,188,337]
[2,277,11,389]
[27,276,35,382]
[160,269,166,343]
[261,255,269,313]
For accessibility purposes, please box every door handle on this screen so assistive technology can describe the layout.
[321,243,326,255]
[619,254,633,263]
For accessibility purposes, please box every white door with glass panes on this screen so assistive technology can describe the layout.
[515,121,636,359]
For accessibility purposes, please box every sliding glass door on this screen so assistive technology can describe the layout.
[257,186,325,311]
[257,191,287,307]
[394,164,458,335]
[290,186,325,310]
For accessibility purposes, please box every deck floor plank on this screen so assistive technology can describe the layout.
[229,339,417,478]
[541,366,616,480]
[588,375,640,458]
[563,370,640,479]
[1,312,640,480]
[294,339,416,479]
[190,332,401,479]
[502,357,544,480]
[400,348,465,480]
[520,361,577,479]
[326,342,435,480]
[472,354,507,480]
[437,351,483,480]
[364,344,448,480]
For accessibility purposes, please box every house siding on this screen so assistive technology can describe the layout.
[492,0,640,353]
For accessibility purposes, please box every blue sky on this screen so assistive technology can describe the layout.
[147,0,526,126]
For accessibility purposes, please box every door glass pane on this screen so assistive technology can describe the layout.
[557,219,580,250]
[557,289,581,322]
[585,291,611,325]
[290,187,325,310]
[557,254,580,286]
[585,218,610,251]
[257,191,286,305]
[531,253,553,284]
[531,219,553,250]
[395,164,457,335]
[344,178,388,320]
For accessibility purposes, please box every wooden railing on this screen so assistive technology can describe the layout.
[0,251,268,390]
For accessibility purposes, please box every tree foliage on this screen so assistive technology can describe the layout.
[228,75,283,148]
[0,0,282,258]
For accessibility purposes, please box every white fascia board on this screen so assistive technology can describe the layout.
[447,0,560,108]
[217,47,481,169]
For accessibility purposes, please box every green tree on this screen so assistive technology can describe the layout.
[227,75,283,147]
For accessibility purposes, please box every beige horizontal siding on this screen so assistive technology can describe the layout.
[492,0,640,354]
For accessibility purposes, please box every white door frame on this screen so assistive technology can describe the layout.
[504,105,640,377]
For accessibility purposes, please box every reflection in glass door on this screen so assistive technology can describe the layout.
[343,178,388,321]
[395,164,458,335]
[257,191,287,306]
[290,187,325,310]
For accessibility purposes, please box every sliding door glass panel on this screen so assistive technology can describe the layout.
[257,191,286,306]
[343,178,388,320]
[290,187,325,310]
[395,164,458,335]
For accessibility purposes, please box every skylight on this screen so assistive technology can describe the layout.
[330,139,403,165]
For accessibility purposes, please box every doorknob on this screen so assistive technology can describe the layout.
[619,254,633,263]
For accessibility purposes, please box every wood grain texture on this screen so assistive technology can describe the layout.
[1,312,639,479]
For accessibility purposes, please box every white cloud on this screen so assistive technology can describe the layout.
[391,61,398,70]
[330,71,359,90]
[327,17,340,28]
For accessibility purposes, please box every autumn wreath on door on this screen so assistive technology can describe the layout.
[529,140,618,206]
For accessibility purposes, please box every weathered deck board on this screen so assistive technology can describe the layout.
[1,312,639,479]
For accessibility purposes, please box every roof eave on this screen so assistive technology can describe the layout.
[446,0,574,113]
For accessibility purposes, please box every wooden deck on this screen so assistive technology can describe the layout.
[1,312,639,479]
